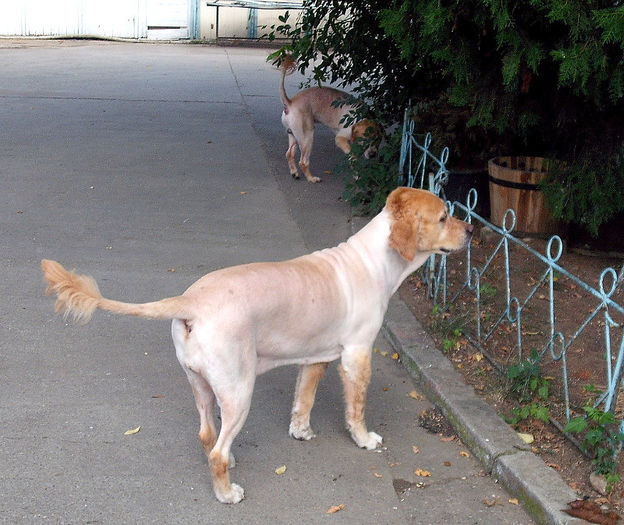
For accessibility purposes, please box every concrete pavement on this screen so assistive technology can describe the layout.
[0,40,561,524]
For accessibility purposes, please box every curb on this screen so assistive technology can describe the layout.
[382,296,584,525]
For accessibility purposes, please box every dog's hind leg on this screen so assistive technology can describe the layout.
[208,376,254,504]
[285,132,300,179]
[186,370,239,468]
[338,347,383,450]
[188,372,218,455]
[205,346,256,504]
[289,362,329,440]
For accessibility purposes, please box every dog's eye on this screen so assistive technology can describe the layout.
[440,214,448,223]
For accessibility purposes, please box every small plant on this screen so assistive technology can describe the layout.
[565,402,623,492]
[507,349,551,403]
[429,304,467,353]
[504,349,551,426]
[479,282,498,301]
[506,403,550,426]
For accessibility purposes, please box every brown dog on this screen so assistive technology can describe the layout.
[42,187,472,504]
[279,59,380,183]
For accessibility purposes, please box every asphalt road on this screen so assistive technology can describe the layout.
[0,40,533,524]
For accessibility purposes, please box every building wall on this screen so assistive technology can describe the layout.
[0,0,300,41]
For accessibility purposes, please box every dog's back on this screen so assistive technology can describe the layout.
[287,86,354,132]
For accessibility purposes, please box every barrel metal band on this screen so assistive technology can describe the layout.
[488,174,541,191]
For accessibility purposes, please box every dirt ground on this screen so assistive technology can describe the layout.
[399,223,624,518]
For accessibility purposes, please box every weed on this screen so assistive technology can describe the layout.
[565,401,623,491]
[429,304,468,353]
[479,282,498,300]
[507,349,551,403]
[504,349,552,426]
[505,403,550,426]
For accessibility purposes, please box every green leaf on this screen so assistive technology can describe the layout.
[564,417,587,434]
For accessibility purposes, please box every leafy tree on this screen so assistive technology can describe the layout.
[268,1,624,232]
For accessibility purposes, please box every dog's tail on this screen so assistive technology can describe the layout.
[278,54,297,108]
[42,259,193,324]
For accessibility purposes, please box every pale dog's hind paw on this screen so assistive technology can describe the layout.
[289,421,316,441]
[216,483,245,504]
[358,431,383,450]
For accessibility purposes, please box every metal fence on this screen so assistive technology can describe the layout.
[399,110,624,454]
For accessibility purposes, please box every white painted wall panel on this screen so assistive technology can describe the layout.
[0,0,189,39]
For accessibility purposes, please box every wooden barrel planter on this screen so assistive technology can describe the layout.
[488,156,561,236]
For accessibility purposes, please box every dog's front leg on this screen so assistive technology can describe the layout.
[289,362,329,440]
[338,348,383,450]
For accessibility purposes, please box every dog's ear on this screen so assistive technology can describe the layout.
[387,188,420,261]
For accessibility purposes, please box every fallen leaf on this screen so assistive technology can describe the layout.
[382,387,388,391]
[483,498,498,507]
[373,347,379,353]
[151,394,165,398]
[508,498,519,505]
[373,472,382,478]
[412,445,420,454]
[391,352,399,360]
[414,468,431,477]
[563,499,620,525]
[440,436,455,442]
[443,461,451,467]
[240,191,247,195]
[327,504,345,514]
[517,432,534,444]
[167,268,176,272]
[380,351,388,357]
[124,426,141,435]
[473,353,484,362]
[459,451,470,458]
[275,465,287,475]
[546,462,561,471]
[408,390,421,400]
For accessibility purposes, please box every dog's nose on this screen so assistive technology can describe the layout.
[466,223,474,235]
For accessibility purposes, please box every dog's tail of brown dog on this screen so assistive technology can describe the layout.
[278,54,297,108]
[42,259,193,324]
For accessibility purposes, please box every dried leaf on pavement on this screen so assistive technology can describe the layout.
[124,426,141,435]
[275,465,287,475]
[327,504,345,514]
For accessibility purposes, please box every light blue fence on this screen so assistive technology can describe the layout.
[399,109,624,456]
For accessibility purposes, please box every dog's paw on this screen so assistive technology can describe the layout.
[358,431,383,450]
[216,483,245,504]
[306,176,321,183]
[289,421,316,441]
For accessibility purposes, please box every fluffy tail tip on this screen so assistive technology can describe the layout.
[276,53,297,75]
[41,259,101,324]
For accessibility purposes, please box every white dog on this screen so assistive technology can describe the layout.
[42,187,472,504]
